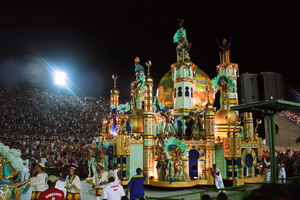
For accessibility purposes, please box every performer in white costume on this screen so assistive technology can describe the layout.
[65,166,81,200]
[29,163,48,200]
[278,160,286,184]
[93,163,108,200]
[211,164,225,191]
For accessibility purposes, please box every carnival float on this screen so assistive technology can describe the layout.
[86,20,264,187]
[0,143,29,200]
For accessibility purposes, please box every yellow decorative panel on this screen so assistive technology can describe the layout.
[114,135,130,156]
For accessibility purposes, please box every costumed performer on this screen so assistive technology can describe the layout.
[92,163,108,200]
[65,166,81,200]
[29,163,49,200]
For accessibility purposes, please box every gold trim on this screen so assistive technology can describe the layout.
[149,180,198,187]
[174,77,193,83]
[215,128,240,132]
[144,146,154,149]
[143,135,154,139]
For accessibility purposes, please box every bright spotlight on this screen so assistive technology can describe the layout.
[54,71,66,86]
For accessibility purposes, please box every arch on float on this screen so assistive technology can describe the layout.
[241,148,257,167]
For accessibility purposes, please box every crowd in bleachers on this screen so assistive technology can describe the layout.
[280,110,300,126]
[0,87,111,177]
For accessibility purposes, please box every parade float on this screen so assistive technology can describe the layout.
[87,21,264,187]
[0,143,29,200]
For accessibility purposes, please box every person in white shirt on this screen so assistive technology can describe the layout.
[211,164,225,190]
[65,166,81,200]
[21,155,30,181]
[29,163,48,200]
[278,159,286,184]
[265,158,271,182]
[92,163,108,200]
[108,163,123,183]
[102,174,125,200]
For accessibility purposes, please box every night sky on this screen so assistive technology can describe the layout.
[0,1,299,101]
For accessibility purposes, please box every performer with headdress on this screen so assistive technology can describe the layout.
[92,163,108,200]
[65,166,81,200]
[29,163,49,200]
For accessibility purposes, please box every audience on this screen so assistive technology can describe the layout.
[0,86,111,177]
[280,110,300,126]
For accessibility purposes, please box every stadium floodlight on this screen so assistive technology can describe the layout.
[54,71,66,86]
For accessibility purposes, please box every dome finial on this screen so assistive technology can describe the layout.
[112,74,118,88]
[145,61,152,76]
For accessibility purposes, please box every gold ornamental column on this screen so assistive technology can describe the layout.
[143,61,154,184]
[243,112,254,139]
[204,102,215,184]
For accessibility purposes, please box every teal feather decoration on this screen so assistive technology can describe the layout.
[212,75,235,92]
[173,29,187,43]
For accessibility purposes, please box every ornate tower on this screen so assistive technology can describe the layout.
[110,75,120,108]
[143,61,155,184]
[171,24,196,119]
[216,38,239,109]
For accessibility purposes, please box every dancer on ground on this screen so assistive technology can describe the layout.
[109,163,123,183]
[211,164,225,192]
[278,159,286,184]
[92,163,108,200]
[65,166,81,200]
[30,163,49,200]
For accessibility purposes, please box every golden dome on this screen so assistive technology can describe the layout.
[157,62,214,110]
[215,109,238,125]
[145,76,153,84]
[111,88,120,95]
[205,102,214,110]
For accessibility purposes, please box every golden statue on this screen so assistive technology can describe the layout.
[217,37,232,64]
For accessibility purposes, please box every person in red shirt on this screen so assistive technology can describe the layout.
[38,175,65,200]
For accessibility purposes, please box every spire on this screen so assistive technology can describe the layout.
[112,74,118,88]
[145,61,152,77]
[110,74,120,107]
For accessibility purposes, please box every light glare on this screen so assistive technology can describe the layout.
[54,71,66,86]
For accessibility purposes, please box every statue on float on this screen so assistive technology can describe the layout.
[216,37,232,64]
[87,140,110,177]
[155,137,188,182]
[173,19,192,63]
[212,75,235,109]
[160,109,177,137]
[131,57,146,109]
[186,111,204,138]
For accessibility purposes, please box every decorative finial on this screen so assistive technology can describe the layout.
[145,61,152,76]
[112,74,118,88]
[177,17,184,28]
